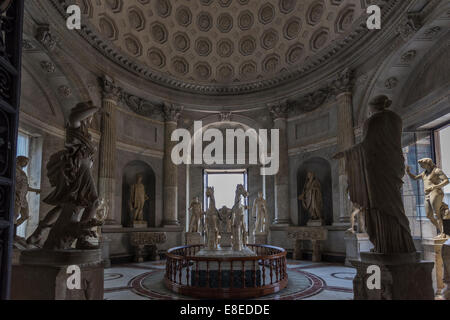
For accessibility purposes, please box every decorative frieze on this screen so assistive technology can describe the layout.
[35,24,58,51]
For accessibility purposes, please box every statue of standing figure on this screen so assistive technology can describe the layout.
[188,197,203,233]
[27,102,104,250]
[406,158,450,239]
[129,174,149,224]
[252,192,268,235]
[334,95,416,254]
[347,202,366,234]
[298,172,323,223]
[205,187,219,250]
[14,156,41,233]
[231,184,249,251]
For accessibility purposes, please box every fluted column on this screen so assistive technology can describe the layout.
[98,76,121,224]
[333,69,355,224]
[163,103,183,227]
[270,103,290,226]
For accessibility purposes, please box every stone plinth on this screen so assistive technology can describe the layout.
[130,232,167,262]
[442,239,450,299]
[192,247,260,288]
[185,232,204,246]
[133,221,148,229]
[11,249,104,300]
[100,237,112,269]
[350,252,434,300]
[344,232,374,266]
[288,226,328,262]
[254,234,268,245]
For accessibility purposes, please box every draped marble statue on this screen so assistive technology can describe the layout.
[298,172,323,223]
[205,187,219,250]
[252,192,268,235]
[407,158,450,239]
[27,102,104,250]
[14,156,41,231]
[334,95,416,254]
[129,174,149,223]
[231,184,249,251]
[188,197,203,233]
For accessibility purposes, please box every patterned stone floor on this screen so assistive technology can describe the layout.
[104,260,356,300]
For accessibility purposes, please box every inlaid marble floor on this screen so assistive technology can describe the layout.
[104,260,356,300]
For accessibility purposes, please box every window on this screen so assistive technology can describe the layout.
[204,169,249,231]
[16,132,30,237]
[435,123,450,206]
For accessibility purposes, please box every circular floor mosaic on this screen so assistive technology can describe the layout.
[129,267,325,300]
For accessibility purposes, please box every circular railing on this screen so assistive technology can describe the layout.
[164,244,288,299]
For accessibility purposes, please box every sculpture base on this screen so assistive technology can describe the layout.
[254,234,268,245]
[185,232,204,246]
[219,233,232,247]
[350,252,434,300]
[307,220,323,227]
[11,249,103,300]
[133,221,148,229]
[288,226,328,262]
[344,232,373,267]
[423,236,449,297]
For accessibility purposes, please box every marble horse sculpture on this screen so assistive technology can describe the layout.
[205,187,219,250]
[231,184,249,251]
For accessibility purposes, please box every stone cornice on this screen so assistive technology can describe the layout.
[163,103,183,123]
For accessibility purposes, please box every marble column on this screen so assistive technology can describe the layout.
[333,69,355,224]
[163,103,182,227]
[270,103,290,226]
[98,76,121,225]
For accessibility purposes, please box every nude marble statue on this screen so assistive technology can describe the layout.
[252,192,268,235]
[27,102,104,250]
[347,202,366,234]
[407,158,450,239]
[129,174,149,223]
[298,172,323,222]
[188,197,203,233]
[14,156,40,230]
[334,95,416,254]
[205,187,219,250]
[231,184,249,251]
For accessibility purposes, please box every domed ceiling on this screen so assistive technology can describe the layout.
[74,0,366,94]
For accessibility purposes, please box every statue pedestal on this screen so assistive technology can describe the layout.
[11,249,104,300]
[442,239,450,299]
[220,233,232,248]
[350,252,434,300]
[254,233,268,245]
[423,237,450,297]
[133,220,148,229]
[344,232,373,267]
[130,232,167,263]
[185,232,204,246]
[288,227,327,262]
[100,236,112,269]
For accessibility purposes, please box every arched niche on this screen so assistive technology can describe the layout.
[121,160,156,227]
[297,157,333,226]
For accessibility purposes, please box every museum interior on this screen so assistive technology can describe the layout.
[0,0,449,301]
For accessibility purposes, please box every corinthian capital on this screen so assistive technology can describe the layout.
[163,103,183,123]
[268,101,289,121]
[331,68,354,95]
[100,76,122,102]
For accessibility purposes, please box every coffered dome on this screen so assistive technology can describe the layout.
[72,0,367,95]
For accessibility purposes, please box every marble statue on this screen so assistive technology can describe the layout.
[347,202,366,234]
[298,172,323,222]
[95,198,109,238]
[205,187,219,250]
[218,206,233,235]
[406,158,450,239]
[252,191,268,235]
[14,156,40,230]
[231,184,249,251]
[188,197,203,233]
[334,95,416,254]
[27,102,104,250]
[129,174,149,223]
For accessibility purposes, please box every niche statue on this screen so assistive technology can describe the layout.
[129,174,149,224]
[406,158,450,239]
[188,197,203,233]
[298,172,323,223]
[252,192,268,235]
[14,156,41,232]
[27,102,104,250]
[334,95,415,254]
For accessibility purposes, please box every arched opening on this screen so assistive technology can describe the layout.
[297,157,333,226]
[121,160,156,228]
